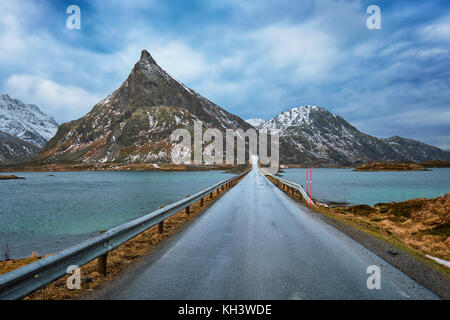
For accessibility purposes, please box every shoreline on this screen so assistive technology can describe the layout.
[0,163,249,173]
[283,160,450,171]
[2,160,448,173]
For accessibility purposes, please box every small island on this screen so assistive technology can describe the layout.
[0,174,25,180]
[354,160,450,172]
[354,161,428,171]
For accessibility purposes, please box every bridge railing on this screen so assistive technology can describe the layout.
[0,170,249,300]
[263,171,316,207]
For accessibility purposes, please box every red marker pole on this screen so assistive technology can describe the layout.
[306,168,309,205]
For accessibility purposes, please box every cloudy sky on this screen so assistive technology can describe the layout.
[0,0,449,149]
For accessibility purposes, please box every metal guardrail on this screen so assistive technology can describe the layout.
[264,171,316,207]
[0,170,249,300]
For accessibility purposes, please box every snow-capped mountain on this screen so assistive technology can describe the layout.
[262,106,450,165]
[0,94,58,148]
[36,50,252,164]
[245,118,265,129]
[0,131,40,164]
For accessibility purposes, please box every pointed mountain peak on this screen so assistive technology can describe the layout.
[140,49,157,65]
[130,49,165,80]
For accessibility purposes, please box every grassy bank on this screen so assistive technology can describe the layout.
[319,195,450,261]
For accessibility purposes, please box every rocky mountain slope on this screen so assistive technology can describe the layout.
[380,136,450,162]
[0,94,58,148]
[257,106,450,165]
[36,50,252,164]
[0,131,40,164]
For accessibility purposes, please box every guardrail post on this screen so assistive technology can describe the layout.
[97,230,108,276]
[184,197,190,215]
[200,197,204,206]
[97,253,108,276]
[210,192,213,199]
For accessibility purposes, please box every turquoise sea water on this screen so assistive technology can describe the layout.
[2,169,449,259]
[280,168,450,206]
[0,171,234,259]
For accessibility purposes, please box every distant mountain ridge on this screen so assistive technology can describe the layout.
[0,94,58,148]
[250,106,450,165]
[0,131,40,164]
[5,49,446,166]
[0,94,58,164]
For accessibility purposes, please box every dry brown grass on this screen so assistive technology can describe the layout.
[354,161,428,171]
[266,175,450,263]
[0,173,247,300]
[0,175,23,180]
[0,255,42,276]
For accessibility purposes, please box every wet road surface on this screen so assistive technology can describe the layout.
[97,164,439,300]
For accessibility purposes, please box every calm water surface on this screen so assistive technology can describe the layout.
[281,168,450,206]
[0,171,234,258]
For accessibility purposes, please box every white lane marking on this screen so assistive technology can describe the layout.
[426,255,450,268]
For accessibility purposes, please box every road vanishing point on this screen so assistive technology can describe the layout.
[97,162,439,300]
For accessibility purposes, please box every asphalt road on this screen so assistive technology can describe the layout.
[97,164,439,299]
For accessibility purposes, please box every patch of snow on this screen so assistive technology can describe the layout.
[0,94,58,147]
[246,118,266,129]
